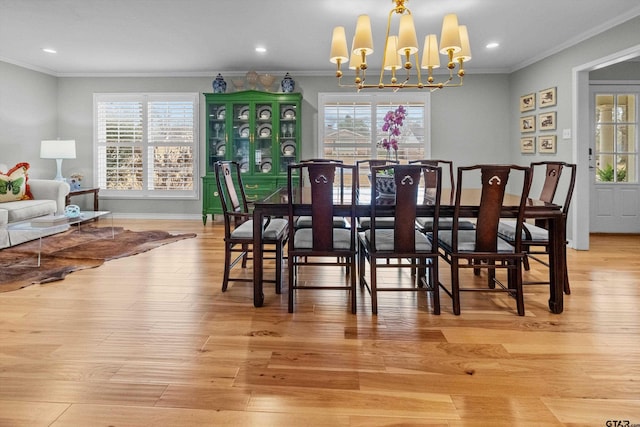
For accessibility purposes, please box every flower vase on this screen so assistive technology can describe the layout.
[369,173,396,199]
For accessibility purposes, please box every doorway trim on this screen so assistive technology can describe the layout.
[572,44,640,250]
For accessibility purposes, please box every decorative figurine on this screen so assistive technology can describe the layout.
[281,72,295,93]
[212,73,227,93]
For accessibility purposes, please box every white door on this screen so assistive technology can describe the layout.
[589,87,640,233]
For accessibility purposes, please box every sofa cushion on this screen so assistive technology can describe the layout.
[2,199,57,223]
[0,208,8,226]
[0,162,33,202]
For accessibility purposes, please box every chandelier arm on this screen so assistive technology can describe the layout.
[378,6,398,88]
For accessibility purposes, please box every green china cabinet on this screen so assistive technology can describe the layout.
[202,90,302,224]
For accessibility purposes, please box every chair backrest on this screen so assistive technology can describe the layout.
[454,164,531,252]
[409,159,455,204]
[531,161,577,215]
[300,158,345,202]
[288,162,357,252]
[370,164,441,253]
[214,161,249,236]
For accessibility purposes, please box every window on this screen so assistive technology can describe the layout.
[94,93,199,199]
[318,92,430,164]
[593,90,638,183]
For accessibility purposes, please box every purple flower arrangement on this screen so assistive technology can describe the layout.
[379,105,406,161]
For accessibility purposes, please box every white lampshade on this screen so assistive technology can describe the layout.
[40,139,76,181]
[353,14,374,56]
[383,36,401,70]
[421,34,441,69]
[40,140,76,159]
[397,14,419,56]
[349,36,359,70]
[439,13,462,54]
[453,25,472,62]
[330,26,349,64]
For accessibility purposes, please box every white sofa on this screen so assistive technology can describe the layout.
[0,178,70,248]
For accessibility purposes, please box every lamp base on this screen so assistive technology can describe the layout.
[53,158,65,182]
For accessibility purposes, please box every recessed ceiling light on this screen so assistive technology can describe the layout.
[255,47,267,53]
[486,42,500,49]
[42,48,57,54]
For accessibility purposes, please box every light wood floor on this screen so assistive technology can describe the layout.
[0,219,638,426]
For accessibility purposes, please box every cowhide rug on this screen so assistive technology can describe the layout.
[0,226,196,292]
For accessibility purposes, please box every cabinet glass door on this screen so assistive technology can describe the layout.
[255,103,273,174]
[279,102,298,173]
[231,102,251,173]
[208,103,226,169]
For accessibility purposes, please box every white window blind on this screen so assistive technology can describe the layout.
[94,93,198,199]
[318,92,430,164]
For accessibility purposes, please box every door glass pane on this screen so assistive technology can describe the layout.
[617,94,635,122]
[208,103,226,170]
[279,103,298,173]
[232,103,250,172]
[617,154,635,182]
[255,103,273,174]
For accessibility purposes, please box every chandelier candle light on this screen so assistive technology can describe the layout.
[329,0,471,91]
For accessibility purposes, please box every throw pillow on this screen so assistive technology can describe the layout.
[0,162,33,202]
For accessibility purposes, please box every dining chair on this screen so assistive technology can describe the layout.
[214,161,289,293]
[436,164,532,316]
[286,162,358,313]
[358,164,442,315]
[409,159,475,232]
[355,158,399,230]
[498,161,576,294]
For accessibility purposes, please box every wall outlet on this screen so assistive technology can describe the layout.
[562,128,572,139]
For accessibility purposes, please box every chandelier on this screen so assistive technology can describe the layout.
[329,0,471,91]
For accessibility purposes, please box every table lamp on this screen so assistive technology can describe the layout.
[40,139,76,181]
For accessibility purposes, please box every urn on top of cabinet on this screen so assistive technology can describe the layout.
[281,73,295,93]
[213,73,227,93]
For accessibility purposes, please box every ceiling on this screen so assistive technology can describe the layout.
[1,0,640,77]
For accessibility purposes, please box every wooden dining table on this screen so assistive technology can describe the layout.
[252,187,567,314]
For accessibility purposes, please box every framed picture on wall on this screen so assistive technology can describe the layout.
[539,135,557,153]
[520,115,535,133]
[520,136,535,154]
[539,111,556,130]
[538,87,557,108]
[520,93,535,112]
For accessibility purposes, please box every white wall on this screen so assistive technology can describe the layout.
[0,61,58,178]
[510,15,640,248]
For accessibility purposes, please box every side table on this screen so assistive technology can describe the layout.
[66,187,100,211]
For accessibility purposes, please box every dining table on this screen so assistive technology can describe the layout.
[252,186,567,314]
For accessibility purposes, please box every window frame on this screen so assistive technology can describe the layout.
[93,92,199,199]
[317,92,431,162]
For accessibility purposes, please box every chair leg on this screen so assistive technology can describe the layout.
[221,242,232,292]
[515,260,525,316]
[350,255,357,314]
[288,255,295,313]
[451,258,461,315]
[370,258,378,315]
[430,258,440,315]
[563,249,571,295]
[358,241,366,289]
[487,260,496,289]
[241,243,248,268]
[275,242,283,295]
